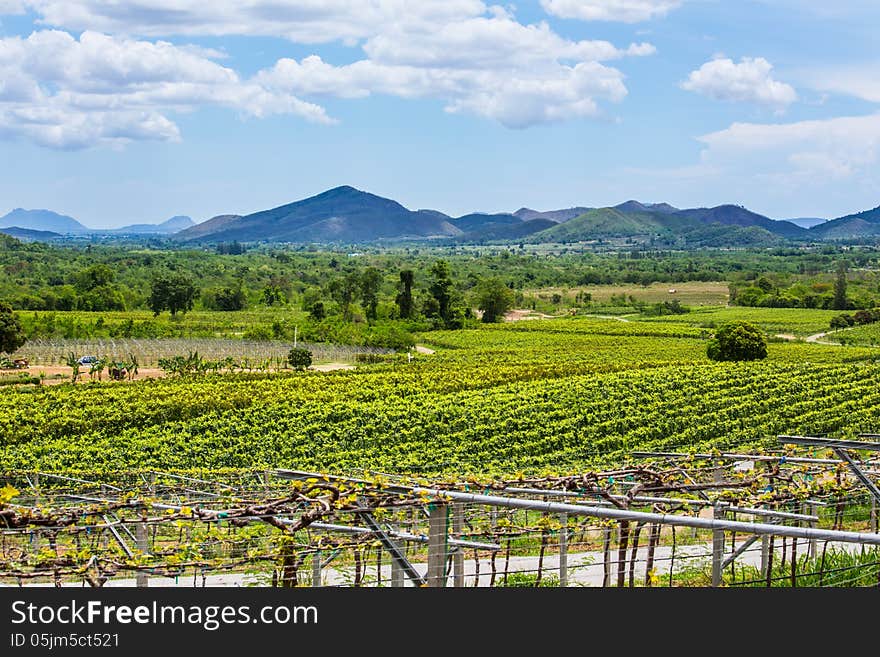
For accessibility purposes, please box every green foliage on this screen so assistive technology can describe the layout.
[0,302,26,354]
[360,267,382,321]
[706,321,768,362]
[149,273,197,316]
[396,269,415,319]
[830,314,855,330]
[287,348,313,371]
[204,286,247,311]
[833,261,849,310]
[475,277,515,323]
[498,572,560,587]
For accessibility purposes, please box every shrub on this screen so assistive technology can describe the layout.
[706,321,768,362]
[830,314,855,330]
[287,348,313,371]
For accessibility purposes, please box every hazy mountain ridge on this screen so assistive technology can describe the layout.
[0,226,63,241]
[0,209,195,236]
[6,188,880,246]
[177,186,460,243]
[0,209,89,234]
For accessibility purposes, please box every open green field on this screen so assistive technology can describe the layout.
[526,281,730,306]
[3,312,879,475]
[633,306,840,337]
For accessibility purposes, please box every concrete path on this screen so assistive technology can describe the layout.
[16,536,857,588]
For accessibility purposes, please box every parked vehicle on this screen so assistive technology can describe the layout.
[77,355,99,366]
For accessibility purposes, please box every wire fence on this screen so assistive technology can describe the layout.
[3,436,880,588]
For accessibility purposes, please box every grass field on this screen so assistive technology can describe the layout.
[634,306,840,337]
[525,281,730,306]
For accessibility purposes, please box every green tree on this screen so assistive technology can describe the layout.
[207,286,247,311]
[330,271,361,321]
[73,264,115,292]
[309,301,326,321]
[476,278,515,323]
[360,267,382,321]
[429,260,454,326]
[287,348,313,371]
[707,321,768,362]
[396,269,415,319]
[149,273,197,316]
[833,262,849,311]
[0,302,26,354]
[262,284,287,307]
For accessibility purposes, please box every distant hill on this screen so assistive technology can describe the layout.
[0,226,63,241]
[453,213,522,232]
[176,186,460,243]
[673,205,806,239]
[113,216,194,235]
[514,207,592,223]
[176,214,243,241]
[532,205,784,247]
[810,206,880,240]
[0,208,89,234]
[614,200,679,215]
[453,218,555,243]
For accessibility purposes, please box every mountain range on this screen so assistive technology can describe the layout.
[172,188,825,247]
[0,209,194,236]
[4,187,880,247]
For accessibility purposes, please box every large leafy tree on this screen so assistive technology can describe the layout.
[833,261,849,311]
[360,267,382,321]
[329,270,361,321]
[0,302,26,354]
[149,273,198,316]
[476,277,515,323]
[396,269,415,319]
[428,260,456,326]
[707,321,767,362]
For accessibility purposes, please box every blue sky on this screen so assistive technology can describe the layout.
[0,1,879,228]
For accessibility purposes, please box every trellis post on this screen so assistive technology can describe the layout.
[558,513,568,587]
[136,521,149,588]
[426,504,448,587]
[711,468,724,587]
[312,549,322,587]
[452,504,465,588]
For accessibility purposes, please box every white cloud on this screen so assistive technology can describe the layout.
[681,57,797,110]
[540,0,683,22]
[697,114,880,181]
[254,10,651,129]
[20,1,490,43]
[0,2,657,146]
[0,30,331,149]
[804,66,880,104]
[258,56,628,128]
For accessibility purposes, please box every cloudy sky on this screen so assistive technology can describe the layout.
[1,0,878,227]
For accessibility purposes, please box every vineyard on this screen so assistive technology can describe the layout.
[2,440,880,588]
[3,314,880,587]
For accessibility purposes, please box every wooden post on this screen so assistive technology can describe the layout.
[761,535,770,576]
[558,513,568,587]
[712,503,724,587]
[312,550,322,587]
[136,522,149,588]
[391,556,404,588]
[452,504,465,588]
[427,504,448,588]
[808,503,818,559]
[30,472,40,555]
